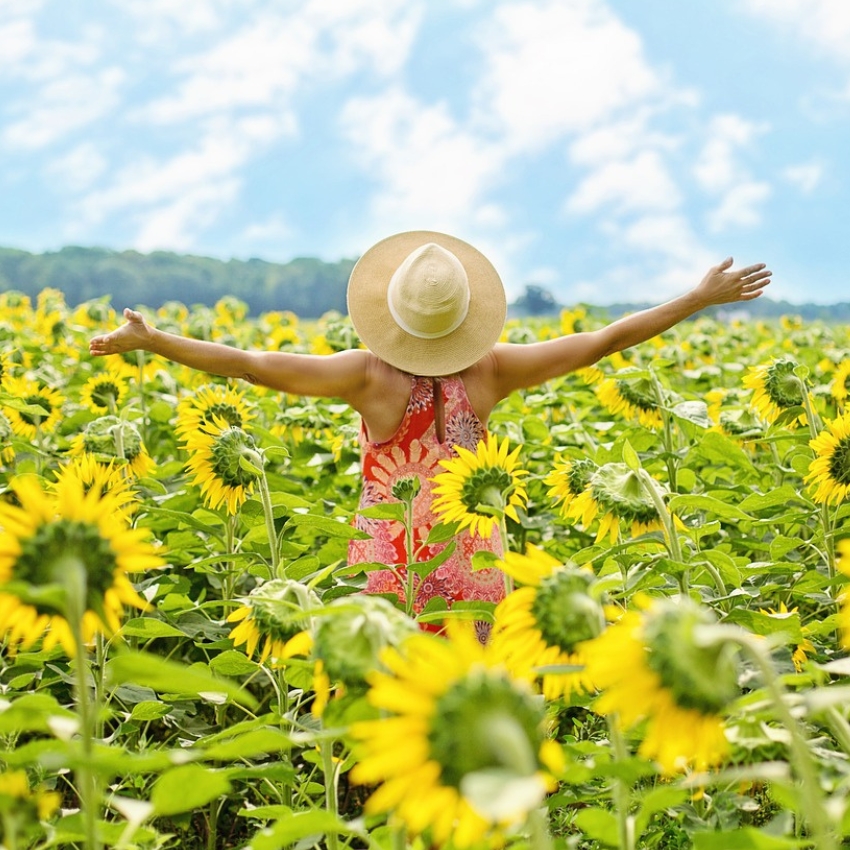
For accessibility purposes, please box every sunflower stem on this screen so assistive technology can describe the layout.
[799,383,837,582]
[733,631,837,850]
[256,466,281,577]
[636,469,686,588]
[649,369,677,492]
[62,555,102,850]
[403,490,418,618]
[320,738,341,850]
[606,717,636,850]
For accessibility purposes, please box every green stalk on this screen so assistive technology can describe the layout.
[255,466,281,577]
[649,370,677,492]
[403,492,417,618]
[606,718,635,850]
[320,739,340,850]
[62,556,101,850]
[637,469,686,592]
[733,631,837,850]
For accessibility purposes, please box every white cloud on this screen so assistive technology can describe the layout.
[3,68,125,149]
[706,181,772,232]
[565,150,682,216]
[782,161,824,193]
[741,0,850,65]
[693,114,769,192]
[472,0,663,151]
[240,214,294,245]
[47,143,108,191]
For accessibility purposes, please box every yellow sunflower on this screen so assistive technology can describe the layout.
[430,436,529,538]
[3,376,65,440]
[742,358,810,427]
[831,360,850,408]
[559,462,665,544]
[763,602,815,673]
[0,411,15,467]
[49,453,140,518]
[71,415,155,479]
[175,383,256,443]
[0,473,164,656]
[491,546,602,700]
[228,579,319,666]
[350,625,563,848]
[0,769,61,836]
[595,372,663,430]
[582,598,738,774]
[0,349,13,390]
[805,412,850,505]
[79,368,129,415]
[183,420,261,514]
[544,456,598,521]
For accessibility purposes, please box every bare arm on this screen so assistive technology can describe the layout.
[488,258,772,397]
[89,308,371,401]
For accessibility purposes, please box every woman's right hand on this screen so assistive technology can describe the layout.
[89,308,154,356]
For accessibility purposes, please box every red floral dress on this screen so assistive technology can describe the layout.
[348,375,506,620]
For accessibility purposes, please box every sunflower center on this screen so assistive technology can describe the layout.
[589,464,659,525]
[15,520,118,614]
[91,381,121,407]
[204,402,243,429]
[531,569,604,653]
[566,458,596,497]
[460,468,513,516]
[764,360,803,408]
[210,428,261,488]
[20,394,53,426]
[616,379,658,413]
[429,671,543,787]
[827,436,850,486]
[643,602,738,714]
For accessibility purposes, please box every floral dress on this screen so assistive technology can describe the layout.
[348,375,506,621]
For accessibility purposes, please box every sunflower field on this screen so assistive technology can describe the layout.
[2,286,850,850]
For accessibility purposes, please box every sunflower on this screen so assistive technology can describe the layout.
[175,383,256,443]
[430,436,528,538]
[743,358,809,426]
[0,769,61,838]
[0,411,15,467]
[763,602,815,673]
[595,372,663,430]
[831,359,850,408]
[50,453,140,518]
[544,456,598,521]
[582,598,738,774]
[183,420,261,514]
[0,349,13,389]
[0,474,164,656]
[350,625,562,848]
[491,546,602,700]
[79,368,129,415]
[228,579,319,666]
[559,462,665,544]
[2,376,65,440]
[71,415,155,479]
[805,412,850,505]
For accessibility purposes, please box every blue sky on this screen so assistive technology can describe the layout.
[1,0,848,305]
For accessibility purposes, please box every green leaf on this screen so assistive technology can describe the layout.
[246,809,358,850]
[693,828,806,849]
[150,764,232,816]
[574,808,620,847]
[284,513,369,540]
[129,701,171,721]
[424,520,460,544]
[409,541,456,578]
[635,786,689,835]
[209,650,259,677]
[357,503,406,521]
[671,400,711,428]
[106,651,257,708]
[203,728,292,760]
[739,485,811,513]
[668,493,752,521]
[120,617,187,639]
[622,439,641,471]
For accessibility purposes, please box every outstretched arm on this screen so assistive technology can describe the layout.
[89,308,371,401]
[488,258,771,396]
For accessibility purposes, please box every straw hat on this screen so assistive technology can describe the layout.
[347,230,506,376]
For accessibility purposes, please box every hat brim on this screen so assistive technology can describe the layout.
[347,231,506,377]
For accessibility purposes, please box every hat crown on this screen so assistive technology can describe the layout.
[386,243,470,340]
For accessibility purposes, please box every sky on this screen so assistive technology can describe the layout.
[1,0,848,306]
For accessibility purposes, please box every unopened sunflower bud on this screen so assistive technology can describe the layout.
[313,595,418,689]
[391,475,421,503]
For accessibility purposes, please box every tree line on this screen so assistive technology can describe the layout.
[1,244,847,321]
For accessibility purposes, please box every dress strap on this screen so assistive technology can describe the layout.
[432,377,445,444]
